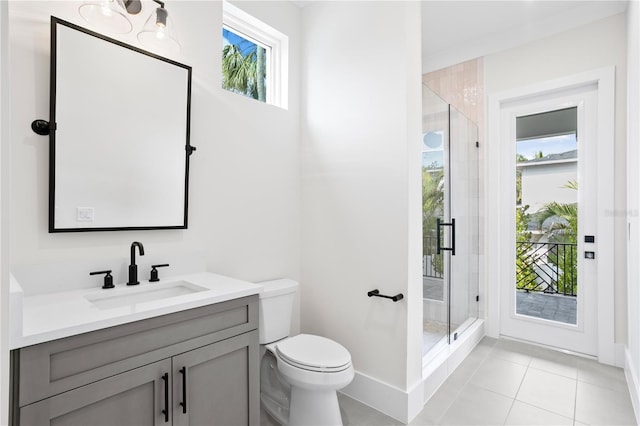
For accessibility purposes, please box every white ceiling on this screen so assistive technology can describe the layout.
[421,0,628,73]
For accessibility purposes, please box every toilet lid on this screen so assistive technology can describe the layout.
[275,334,352,372]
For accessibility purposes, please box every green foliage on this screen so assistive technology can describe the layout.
[422,167,444,236]
[515,205,538,291]
[516,205,531,241]
[222,43,266,101]
[516,169,522,205]
[430,251,443,275]
[422,166,444,275]
[546,244,577,295]
[536,180,578,295]
[515,154,527,205]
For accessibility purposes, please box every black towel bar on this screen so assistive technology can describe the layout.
[367,289,404,302]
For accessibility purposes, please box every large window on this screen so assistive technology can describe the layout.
[222,2,288,108]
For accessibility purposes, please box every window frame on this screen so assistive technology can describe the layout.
[222,2,288,109]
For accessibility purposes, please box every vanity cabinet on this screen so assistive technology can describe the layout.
[11,296,259,426]
[20,358,171,425]
[172,332,255,426]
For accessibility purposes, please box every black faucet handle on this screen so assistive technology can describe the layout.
[90,270,114,289]
[150,264,170,282]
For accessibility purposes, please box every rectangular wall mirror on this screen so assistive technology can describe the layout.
[49,17,193,232]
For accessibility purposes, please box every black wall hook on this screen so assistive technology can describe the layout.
[186,145,197,156]
[367,289,404,302]
[31,119,52,135]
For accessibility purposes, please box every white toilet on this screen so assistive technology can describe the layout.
[258,279,354,426]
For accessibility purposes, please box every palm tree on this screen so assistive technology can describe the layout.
[422,166,444,236]
[536,180,578,244]
[535,180,578,295]
[423,166,444,274]
[222,43,266,101]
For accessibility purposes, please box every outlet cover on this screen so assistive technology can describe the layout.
[76,207,94,222]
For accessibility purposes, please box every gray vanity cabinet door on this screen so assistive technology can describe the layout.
[20,359,172,426]
[172,330,259,426]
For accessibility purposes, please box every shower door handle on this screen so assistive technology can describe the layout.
[436,218,456,256]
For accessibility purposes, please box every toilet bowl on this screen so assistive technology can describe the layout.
[258,280,354,426]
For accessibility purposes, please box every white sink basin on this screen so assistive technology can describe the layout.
[85,280,208,310]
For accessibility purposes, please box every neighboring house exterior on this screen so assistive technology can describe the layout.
[517,150,577,213]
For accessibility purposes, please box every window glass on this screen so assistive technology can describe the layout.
[222,27,269,102]
[222,2,288,109]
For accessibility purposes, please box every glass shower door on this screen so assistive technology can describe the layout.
[422,87,449,355]
[448,105,479,341]
[422,85,479,358]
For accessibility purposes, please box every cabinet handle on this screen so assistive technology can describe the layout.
[180,366,187,413]
[161,373,169,423]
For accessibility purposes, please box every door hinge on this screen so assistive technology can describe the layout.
[476,295,480,302]
[475,141,479,148]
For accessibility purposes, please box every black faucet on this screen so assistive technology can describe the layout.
[127,241,145,285]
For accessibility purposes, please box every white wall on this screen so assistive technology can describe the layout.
[626,0,640,418]
[484,13,628,344]
[300,0,422,414]
[8,0,301,284]
[520,161,577,213]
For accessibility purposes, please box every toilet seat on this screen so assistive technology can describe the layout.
[275,334,352,373]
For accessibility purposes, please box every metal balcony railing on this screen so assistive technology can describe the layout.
[516,241,577,297]
[423,235,443,279]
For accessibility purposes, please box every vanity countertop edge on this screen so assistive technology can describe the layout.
[10,271,263,349]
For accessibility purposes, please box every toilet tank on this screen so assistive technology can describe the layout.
[258,279,298,344]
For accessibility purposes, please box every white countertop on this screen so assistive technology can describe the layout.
[10,272,263,349]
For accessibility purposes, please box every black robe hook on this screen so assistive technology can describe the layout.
[31,119,52,135]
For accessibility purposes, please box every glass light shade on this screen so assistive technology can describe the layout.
[137,7,181,55]
[79,0,133,34]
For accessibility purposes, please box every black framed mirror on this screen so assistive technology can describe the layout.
[47,17,193,232]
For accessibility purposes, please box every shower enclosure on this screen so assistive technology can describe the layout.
[421,85,480,361]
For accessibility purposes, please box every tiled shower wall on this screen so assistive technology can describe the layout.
[422,57,484,132]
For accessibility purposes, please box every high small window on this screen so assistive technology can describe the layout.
[222,2,288,108]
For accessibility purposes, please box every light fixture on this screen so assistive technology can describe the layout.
[79,0,180,54]
[137,1,181,55]
[78,0,133,34]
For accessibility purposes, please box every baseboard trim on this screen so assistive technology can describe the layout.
[340,371,410,423]
[340,319,485,424]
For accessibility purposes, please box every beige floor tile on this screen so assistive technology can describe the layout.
[292,339,640,426]
[528,348,579,379]
[442,349,487,390]
[504,400,573,425]
[516,368,577,418]
[492,339,536,365]
[438,383,513,425]
[416,379,462,424]
[577,358,628,392]
[529,356,578,379]
[409,409,440,426]
[469,357,527,398]
[575,381,637,425]
[492,346,533,366]
[339,394,384,425]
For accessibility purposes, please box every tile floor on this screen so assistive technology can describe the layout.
[263,337,638,425]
